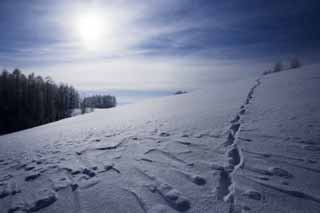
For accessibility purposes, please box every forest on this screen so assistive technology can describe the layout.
[0,69,118,135]
[0,69,80,135]
[81,95,117,113]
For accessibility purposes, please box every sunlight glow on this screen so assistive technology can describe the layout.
[75,12,105,49]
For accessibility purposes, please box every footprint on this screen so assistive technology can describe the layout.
[25,172,41,181]
[227,147,241,168]
[215,169,232,200]
[181,134,189,138]
[160,132,170,137]
[268,167,293,179]
[82,168,96,178]
[230,123,241,134]
[156,183,191,211]
[191,175,206,185]
[174,170,206,186]
[231,115,240,123]
[242,189,262,200]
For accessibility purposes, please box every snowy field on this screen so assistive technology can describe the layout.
[0,65,319,213]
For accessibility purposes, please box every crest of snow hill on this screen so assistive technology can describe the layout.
[0,58,301,135]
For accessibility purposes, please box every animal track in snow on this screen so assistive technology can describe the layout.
[214,78,262,208]
[215,169,232,201]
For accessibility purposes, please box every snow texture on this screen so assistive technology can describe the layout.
[0,64,320,212]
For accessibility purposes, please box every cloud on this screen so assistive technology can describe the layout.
[2,0,317,63]
[0,0,319,90]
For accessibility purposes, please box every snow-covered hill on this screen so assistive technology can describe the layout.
[0,65,319,213]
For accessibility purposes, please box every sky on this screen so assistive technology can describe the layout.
[0,0,319,91]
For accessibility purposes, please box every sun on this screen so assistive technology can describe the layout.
[75,12,105,49]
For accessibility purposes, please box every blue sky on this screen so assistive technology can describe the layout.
[0,0,319,90]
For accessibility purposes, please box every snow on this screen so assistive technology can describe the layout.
[232,65,320,212]
[0,64,320,212]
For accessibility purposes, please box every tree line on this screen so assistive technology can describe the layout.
[81,95,116,113]
[0,69,80,135]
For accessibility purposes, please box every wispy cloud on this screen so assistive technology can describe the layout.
[0,0,319,89]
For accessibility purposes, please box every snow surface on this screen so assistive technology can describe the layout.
[0,65,320,213]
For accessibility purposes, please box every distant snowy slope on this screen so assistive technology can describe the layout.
[0,65,319,213]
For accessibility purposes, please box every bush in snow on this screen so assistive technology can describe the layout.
[273,62,283,72]
[174,91,187,95]
[290,58,302,69]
